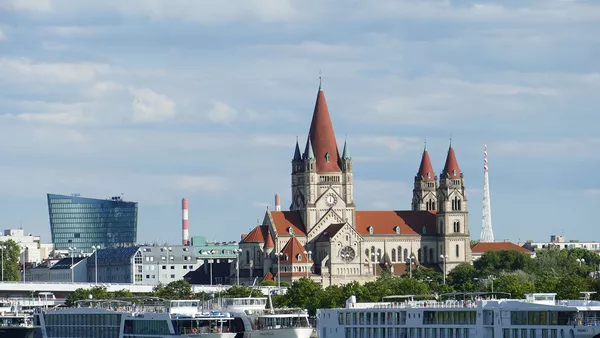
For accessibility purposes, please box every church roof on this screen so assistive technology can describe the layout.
[279,237,312,263]
[315,223,345,242]
[305,84,341,172]
[417,149,435,182]
[241,225,268,243]
[270,211,306,236]
[262,271,275,282]
[264,232,275,249]
[471,241,532,254]
[442,146,461,179]
[355,210,437,236]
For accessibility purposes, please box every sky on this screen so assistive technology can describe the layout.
[0,0,598,246]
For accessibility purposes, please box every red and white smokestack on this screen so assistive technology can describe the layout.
[182,198,189,245]
[275,194,281,211]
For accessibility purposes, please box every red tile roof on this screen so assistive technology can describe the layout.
[471,242,532,253]
[355,211,437,235]
[306,87,341,172]
[264,232,274,249]
[417,149,435,182]
[241,225,268,243]
[279,237,313,263]
[442,146,461,179]
[270,211,306,236]
[262,271,274,282]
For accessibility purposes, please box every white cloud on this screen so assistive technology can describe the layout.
[170,175,230,193]
[131,88,176,123]
[206,101,238,124]
[1,0,52,12]
[491,138,600,159]
[15,111,88,126]
[0,58,111,83]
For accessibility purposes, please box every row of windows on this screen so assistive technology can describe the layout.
[339,311,407,326]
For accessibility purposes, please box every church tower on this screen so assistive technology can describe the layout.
[290,80,355,239]
[412,144,438,211]
[436,143,471,272]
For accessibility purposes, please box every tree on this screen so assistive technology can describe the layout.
[283,278,324,315]
[447,263,476,292]
[113,289,134,298]
[492,274,534,299]
[153,280,193,299]
[0,240,22,281]
[65,286,110,306]
[556,275,591,300]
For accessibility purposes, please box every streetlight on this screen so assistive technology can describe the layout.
[440,254,448,284]
[91,245,99,284]
[0,245,5,282]
[208,250,216,286]
[576,258,585,267]
[274,252,282,288]
[234,249,242,286]
[68,247,77,283]
[303,250,312,279]
[406,254,415,279]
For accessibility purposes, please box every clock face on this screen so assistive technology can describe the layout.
[325,194,337,207]
[340,246,355,262]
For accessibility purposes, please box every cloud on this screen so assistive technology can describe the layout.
[131,88,176,123]
[14,111,89,126]
[0,58,111,83]
[491,138,600,159]
[206,101,238,124]
[1,0,52,12]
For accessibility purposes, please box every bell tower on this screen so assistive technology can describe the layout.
[289,80,355,237]
[436,142,471,272]
[412,143,437,211]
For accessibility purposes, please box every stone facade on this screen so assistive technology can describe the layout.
[239,83,472,286]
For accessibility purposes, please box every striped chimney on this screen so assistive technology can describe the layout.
[275,194,281,211]
[182,198,189,245]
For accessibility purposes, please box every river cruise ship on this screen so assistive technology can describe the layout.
[316,292,600,338]
[34,297,237,338]
[214,297,313,338]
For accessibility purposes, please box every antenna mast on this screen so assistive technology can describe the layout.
[480,144,495,242]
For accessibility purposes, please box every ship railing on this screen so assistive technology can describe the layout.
[556,300,600,307]
[347,301,478,310]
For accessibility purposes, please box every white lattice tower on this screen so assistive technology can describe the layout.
[480,144,495,242]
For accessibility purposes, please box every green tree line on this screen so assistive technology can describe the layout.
[66,248,600,315]
[0,239,24,281]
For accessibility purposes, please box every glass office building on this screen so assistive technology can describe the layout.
[47,193,138,253]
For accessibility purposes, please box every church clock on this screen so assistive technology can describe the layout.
[340,246,355,262]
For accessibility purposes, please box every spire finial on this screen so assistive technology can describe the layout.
[424,137,427,151]
[449,135,452,148]
[318,69,323,91]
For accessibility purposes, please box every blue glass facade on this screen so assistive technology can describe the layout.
[47,194,138,252]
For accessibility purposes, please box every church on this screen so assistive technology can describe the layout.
[238,82,472,286]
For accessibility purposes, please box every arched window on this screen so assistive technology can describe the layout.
[377,249,382,262]
[429,248,434,263]
[423,246,428,263]
[438,220,443,234]
[403,249,408,262]
[391,249,396,262]
[397,246,402,261]
[432,201,436,210]
[454,221,460,233]
[458,199,462,210]
[371,246,376,262]
[365,249,369,259]
[417,249,422,262]
[246,251,250,264]
[455,245,460,258]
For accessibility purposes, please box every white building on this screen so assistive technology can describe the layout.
[0,228,54,264]
[522,235,600,253]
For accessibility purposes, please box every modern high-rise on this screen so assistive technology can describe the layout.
[47,194,138,253]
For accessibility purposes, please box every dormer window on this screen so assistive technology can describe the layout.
[422,226,427,234]
[296,253,302,260]
[394,226,400,234]
[368,226,374,235]
[427,172,431,178]
[288,227,294,236]
[325,152,331,162]
[452,169,456,175]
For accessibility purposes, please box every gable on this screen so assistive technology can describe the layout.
[356,210,436,236]
[269,211,306,237]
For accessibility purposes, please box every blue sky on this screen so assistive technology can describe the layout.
[0,0,598,245]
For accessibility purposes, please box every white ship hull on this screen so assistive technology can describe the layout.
[244,327,313,338]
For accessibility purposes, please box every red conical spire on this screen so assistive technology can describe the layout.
[417,144,435,182]
[307,80,341,172]
[443,142,461,179]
